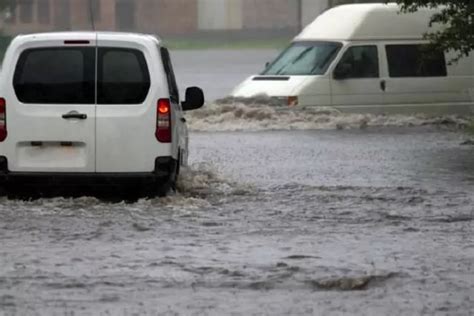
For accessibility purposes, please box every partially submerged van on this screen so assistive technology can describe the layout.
[231,3,474,114]
[0,32,204,196]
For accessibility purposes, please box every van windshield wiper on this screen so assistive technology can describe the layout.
[291,47,313,65]
[274,47,313,75]
[274,64,288,75]
[309,47,338,74]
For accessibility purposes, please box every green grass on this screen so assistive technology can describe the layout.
[163,38,289,50]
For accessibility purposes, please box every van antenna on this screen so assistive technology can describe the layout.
[88,0,96,31]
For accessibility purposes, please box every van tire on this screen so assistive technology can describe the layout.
[148,158,179,198]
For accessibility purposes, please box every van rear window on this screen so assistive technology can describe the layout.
[13,47,95,104]
[97,48,150,104]
[13,47,151,105]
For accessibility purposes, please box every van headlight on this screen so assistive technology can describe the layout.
[265,96,299,107]
[287,96,299,107]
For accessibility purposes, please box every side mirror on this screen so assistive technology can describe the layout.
[182,87,204,111]
[265,61,270,69]
[334,63,353,80]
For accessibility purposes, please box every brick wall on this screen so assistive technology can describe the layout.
[3,0,320,36]
[136,0,198,35]
[242,0,298,30]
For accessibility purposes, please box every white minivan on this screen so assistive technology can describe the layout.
[0,32,204,196]
[232,3,474,114]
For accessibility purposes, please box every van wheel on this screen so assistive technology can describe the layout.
[148,158,179,198]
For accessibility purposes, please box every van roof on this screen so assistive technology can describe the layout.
[11,31,162,45]
[295,3,442,42]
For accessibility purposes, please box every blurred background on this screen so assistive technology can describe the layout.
[0,0,384,100]
[0,0,383,50]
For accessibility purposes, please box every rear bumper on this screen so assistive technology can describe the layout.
[0,156,176,187]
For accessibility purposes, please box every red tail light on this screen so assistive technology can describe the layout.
[0,98,7,142]
[156,99,171,143]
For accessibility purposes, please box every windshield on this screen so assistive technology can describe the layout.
[262,41,342,76]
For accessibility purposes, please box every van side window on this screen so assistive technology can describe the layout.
[13,47,95,104]
[335,46,379,78]
[160,47,180,104]
[98,48,151,104]
[386,45,447,77]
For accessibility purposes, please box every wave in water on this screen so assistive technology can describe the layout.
[0,164,248,214]
[187,100,472,132]
[177,163,252,198]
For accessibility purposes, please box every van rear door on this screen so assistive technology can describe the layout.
[7,38,96,173]
[95,36,155,173]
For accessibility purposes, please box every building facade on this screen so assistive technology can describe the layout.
[2,0,381,37]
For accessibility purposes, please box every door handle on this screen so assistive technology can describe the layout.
[180,117,186,123]
[62,111,87,120]
[380,80,386,91]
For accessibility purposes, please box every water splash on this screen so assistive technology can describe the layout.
[187,100,472,132]
[0,163,250,216]
[177,163,252,198]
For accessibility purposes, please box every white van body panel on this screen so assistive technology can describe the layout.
[0,33,97,173]
[233,75,332,107]
[0,32,184,175]
[231,3,474,114]
[296,3,440,42]
[232,76,310,97]
[95,33,172,173]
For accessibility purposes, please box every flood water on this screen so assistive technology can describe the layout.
[0,50,473,315]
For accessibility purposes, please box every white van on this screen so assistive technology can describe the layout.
[0,32,204,196]
[231,3,474,114]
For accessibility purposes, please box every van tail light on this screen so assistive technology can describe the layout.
[156,99,171,143]
[0,98,7,142]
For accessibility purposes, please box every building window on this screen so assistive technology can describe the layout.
[37,0,50,24]
[386,45,447,77]
[19,0,34,23]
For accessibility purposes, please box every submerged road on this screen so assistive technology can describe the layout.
[1,128,473,315]
[0,50,473,315]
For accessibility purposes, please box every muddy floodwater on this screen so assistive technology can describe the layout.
[1,126,473,315]
[0,50,473,315]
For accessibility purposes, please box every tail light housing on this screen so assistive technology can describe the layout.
[0,98,6,142]
[156,99,171,143]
